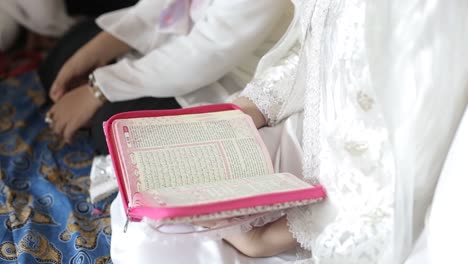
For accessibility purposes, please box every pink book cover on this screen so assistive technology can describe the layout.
[104,103,326,223]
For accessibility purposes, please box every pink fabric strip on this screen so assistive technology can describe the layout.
[159,0,191,29]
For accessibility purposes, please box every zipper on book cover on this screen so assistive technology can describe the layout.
[123,208,130,233]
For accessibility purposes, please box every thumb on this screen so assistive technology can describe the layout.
[50,63,74,102]
[50,81,65,102]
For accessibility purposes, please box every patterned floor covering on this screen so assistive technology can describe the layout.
[0,72,115,263]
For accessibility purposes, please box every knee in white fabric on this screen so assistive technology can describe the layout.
[0,9,20,51]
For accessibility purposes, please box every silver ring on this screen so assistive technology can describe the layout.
[45,112,53,124]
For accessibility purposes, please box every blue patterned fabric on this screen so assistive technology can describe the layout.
[0,72,115,264]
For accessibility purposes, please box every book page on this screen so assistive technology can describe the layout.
[133,173,313,207]
[112,110,274,206]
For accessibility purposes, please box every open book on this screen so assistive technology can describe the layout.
[104,104,325,225]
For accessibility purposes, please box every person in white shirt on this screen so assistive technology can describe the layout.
[44,0,292,154]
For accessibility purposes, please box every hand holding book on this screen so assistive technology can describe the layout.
[104,104,325,226]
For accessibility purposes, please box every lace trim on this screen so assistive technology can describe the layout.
[241,50,300,126]
[286,1,396,263]
[285,0,330,254]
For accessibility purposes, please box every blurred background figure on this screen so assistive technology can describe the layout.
[0,0,138,80]
[0,0,76,52]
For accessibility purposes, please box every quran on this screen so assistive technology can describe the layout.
[104,104,326,224]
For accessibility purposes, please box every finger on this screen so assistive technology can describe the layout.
[50,110,66,136]
[47,105,56,127]
[50,70,69,101]
[50,58,79,101]
[50,83,64,102]
[45,111,54,126]
[63,122,77,144]
[50,69,71,102]
[52,121,64,137]
[52,119,65,136]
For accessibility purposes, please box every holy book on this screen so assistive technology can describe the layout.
[104,104,325,224]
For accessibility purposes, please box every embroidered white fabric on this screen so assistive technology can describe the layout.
[241,0,395,263]
[242,49,300,126]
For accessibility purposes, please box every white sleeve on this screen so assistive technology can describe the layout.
[240,43,302,126]
[93,0,290,102]
[96,0,169,54]
[240,18,303,126]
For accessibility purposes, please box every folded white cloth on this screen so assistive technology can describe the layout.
[89,155,119,203]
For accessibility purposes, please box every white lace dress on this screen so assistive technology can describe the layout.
[242,0,468,263]
[242,0,394,262]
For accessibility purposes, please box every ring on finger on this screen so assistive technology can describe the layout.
[45,112,54,125]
